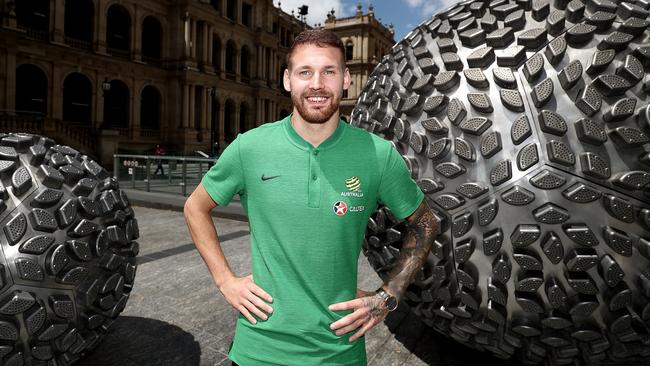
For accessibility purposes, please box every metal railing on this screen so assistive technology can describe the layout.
[113,154,217,196]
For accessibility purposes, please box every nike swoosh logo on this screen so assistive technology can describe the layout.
[261,174,280,181]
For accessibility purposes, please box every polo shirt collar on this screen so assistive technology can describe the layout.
[283,113,346,151]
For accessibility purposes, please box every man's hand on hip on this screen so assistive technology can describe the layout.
[328,289,388,342]
[220,274,273,325]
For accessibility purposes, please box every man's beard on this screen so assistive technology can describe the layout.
[291,90,340,124]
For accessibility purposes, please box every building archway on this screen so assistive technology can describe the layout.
[140,85,161,130]
[107,4,131,54]
[239,102,249,133]
[16,64,48,116]
[224,99,236,142]
[64,0,94,44]
[62,72,92,123]
[142,16,162,60]
[103,79,130,129]
[16,0,49,33]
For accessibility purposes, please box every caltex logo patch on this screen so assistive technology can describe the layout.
[333,201,348,216]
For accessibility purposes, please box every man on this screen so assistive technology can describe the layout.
[184,30,441,365]
[153,144,165,176]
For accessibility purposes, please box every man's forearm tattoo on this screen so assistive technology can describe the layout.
[384,201,440,300]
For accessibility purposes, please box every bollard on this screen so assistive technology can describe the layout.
[145,157,151,192]
[113,155,119,180]
[182,158,187,196]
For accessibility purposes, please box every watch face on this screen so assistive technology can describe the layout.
[386,296,398,311]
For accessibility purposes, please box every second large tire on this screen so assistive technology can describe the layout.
[351,1,650,364]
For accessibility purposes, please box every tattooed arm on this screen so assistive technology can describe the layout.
[329,200,441,341]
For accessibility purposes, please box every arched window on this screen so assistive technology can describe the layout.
[142,16,162,61]
[226,0,236,21]
[239,102,248,132]
[16,0,49,35]
[64,0,94,47]
[240,46,250,79]
[210,0,221,13]
[107,5,131,55]
[62,72,92,123]
[16,64,48,115]
[224,99,236,142]
[345,42,353,61]
[225,40,236,78]
[103,79,130,129]
[140,86,161,130]
[212,37,221,71]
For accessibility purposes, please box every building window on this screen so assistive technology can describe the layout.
[343,89,348,99]
[240,46,250,79]
[345,42,353,61]
[62,72,92,123]
[242,3,252,27]
[210,0,221,13]
[16,0,49,37]
[225,41,236,77]
[106,5,131,56]
[103,79,130,129]
[64,0,94,46]
[16,64,48,115]
[226,0,236,21]
[142,16,162,61]
[140,86,161,130]
[212,37,222,71]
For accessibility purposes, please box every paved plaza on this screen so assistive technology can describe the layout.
[76,201,507,366]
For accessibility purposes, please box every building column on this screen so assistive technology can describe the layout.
[269,50,275,83]
[96,0,107,53]
[234,103,241,134]
[51,65,63,119]
[207,27,214,65]
[188,84,196,129]
[51,0,65,44]
[202,22,209,65]
[95,77,104,129]
[133,6,143,61]
[190,18,197,60]
[206,91,213,133]
[201,88,208,130]
[183,17,190,58]
[182,83,189,128]
[4,51,16,112]
[132,82,141,132]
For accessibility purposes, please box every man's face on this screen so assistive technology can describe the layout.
[283,44,350,124]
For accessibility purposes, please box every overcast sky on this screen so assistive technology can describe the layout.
[275,0,460,42]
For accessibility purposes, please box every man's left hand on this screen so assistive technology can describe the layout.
[328,289,389,342]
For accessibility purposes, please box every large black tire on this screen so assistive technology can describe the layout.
[0,133,138,365]
[352,1,650,364]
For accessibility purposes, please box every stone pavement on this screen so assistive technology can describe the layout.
[77,198,509,366]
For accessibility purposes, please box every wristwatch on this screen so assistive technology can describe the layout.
[375,288,398,312]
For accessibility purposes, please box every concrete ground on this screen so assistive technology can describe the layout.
[77,203,506,366]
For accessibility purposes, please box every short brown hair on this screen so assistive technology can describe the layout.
[286,29,345,69]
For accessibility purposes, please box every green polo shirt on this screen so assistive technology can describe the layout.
[201,115,424,366]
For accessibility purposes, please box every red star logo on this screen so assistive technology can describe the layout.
[333,201,348,216]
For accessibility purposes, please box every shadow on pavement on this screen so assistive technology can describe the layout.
[385,305,516,366]
[77,316,202,366]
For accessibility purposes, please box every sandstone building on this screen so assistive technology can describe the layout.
[0,0,393,164]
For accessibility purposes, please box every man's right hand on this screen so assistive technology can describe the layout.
[219,274,273,324]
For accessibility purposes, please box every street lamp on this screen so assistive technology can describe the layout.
[102,78,111,95]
